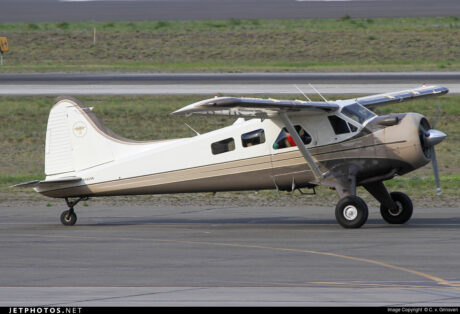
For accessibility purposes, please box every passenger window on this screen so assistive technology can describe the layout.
[273,125,311,150]
[328,115,350,135]
[211,138,235,155]
[242,129,265,147]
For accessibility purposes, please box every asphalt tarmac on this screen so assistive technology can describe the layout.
[1,201,459,306]
[1,0,459,22]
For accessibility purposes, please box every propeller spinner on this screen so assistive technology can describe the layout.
[419,119,447,195]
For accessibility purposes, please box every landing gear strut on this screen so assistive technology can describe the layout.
[60,197,88,226]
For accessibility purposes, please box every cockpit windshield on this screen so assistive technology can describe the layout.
[341,103,376,125]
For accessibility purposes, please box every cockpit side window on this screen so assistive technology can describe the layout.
[328,115,350,135]
[342,103,376,124]
[273,125,311,150]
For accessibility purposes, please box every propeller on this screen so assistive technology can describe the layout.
[419,115,446,195]
[430,100,442,129]
[430,146,441,195]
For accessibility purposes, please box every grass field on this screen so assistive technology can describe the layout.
[1,94,458,207]
[0,17,459,72]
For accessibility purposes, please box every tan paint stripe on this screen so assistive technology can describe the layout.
[89,156,272,192]
[40,154,273,196]
[100,161,272,192]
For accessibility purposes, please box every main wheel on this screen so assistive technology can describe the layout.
[335,195,369,229]
[380,191,413,224]
[60,210,77,226]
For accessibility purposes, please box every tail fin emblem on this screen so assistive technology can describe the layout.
[73,121,87,137]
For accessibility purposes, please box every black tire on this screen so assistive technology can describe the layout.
[380,192,413,224]
[60,210,77,226]
[335,195,369,229]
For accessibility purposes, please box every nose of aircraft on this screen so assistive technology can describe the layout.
[424,129,447,147]
[419,117,447,150]
[418,119,446,195]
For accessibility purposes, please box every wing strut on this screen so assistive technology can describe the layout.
[278,111,324,183]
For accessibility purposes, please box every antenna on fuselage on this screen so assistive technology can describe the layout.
[184,122,200,136]
[309,83,328,102]
[294,84,312,102]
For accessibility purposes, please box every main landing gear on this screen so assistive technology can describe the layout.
[335,195,369,229]
[379,191,413,225]
[334,181,413,229]
[60,197,88,226]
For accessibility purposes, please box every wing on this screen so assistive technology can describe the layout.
[172,97,339,118]
[353,85,448,108]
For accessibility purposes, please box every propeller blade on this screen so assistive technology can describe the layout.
[430,147,442,195]
[431,100,441,129]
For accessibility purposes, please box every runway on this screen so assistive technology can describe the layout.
[0,72,458,95]
[1,201,459,306]
[1,72,459,84]
[1,0,459,22]
[3,84,460,95]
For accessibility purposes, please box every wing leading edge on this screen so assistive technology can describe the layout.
[172,86,448,118]
[172,97,339,118]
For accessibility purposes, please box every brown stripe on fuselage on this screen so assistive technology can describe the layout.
[40,155,273,198]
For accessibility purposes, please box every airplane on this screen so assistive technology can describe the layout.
[14,85,448,228]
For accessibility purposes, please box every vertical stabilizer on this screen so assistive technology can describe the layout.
[45,97,114,176]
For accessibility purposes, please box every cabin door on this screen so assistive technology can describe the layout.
[269,121,318,192]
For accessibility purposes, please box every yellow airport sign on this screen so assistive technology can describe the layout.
[0,37,9,52]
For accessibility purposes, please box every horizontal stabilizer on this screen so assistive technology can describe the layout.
[172,97,339,118]
[13,176,82,188]
[12,180,40,188]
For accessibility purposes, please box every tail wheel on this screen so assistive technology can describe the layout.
[335,195,368,229]
[60,210,77,226]
[380,192,413,224]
